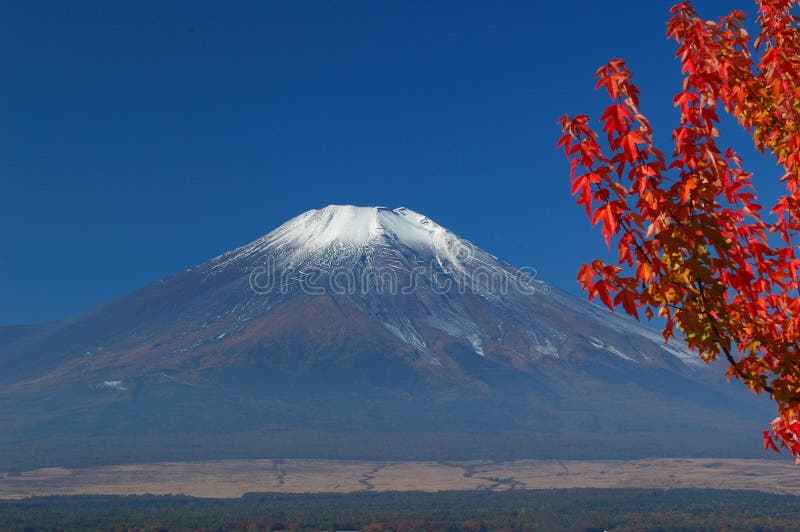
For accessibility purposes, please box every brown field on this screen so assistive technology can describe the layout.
[1,458,798,499]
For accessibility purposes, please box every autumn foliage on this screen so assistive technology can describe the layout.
[558,0,800,458]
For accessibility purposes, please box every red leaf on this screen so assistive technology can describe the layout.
[764,430,780,453]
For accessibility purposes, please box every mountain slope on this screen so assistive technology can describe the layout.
[0,205,774,469]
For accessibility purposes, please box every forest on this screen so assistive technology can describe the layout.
[1,488,799,531]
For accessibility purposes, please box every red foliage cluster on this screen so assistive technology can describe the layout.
[558,1,800,458]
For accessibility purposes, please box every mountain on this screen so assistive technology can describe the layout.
[0,205,774,469]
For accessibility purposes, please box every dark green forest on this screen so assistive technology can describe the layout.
[1,488,799,531]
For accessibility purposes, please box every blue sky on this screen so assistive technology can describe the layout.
[0,0,777,324]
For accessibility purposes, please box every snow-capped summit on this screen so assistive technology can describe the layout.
[269,205,448,249]
[211,205,478,276]
[263,205,462,258]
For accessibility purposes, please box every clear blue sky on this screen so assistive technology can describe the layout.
[0,0,775,325]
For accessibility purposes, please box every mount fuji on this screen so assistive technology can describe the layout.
[0,205,773,469]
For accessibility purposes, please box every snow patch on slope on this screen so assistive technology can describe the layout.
[550,291,705,368]
[467,333,485,356]
[382,316,429,354]
[589,336,636,362]
[90,380,126,391]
